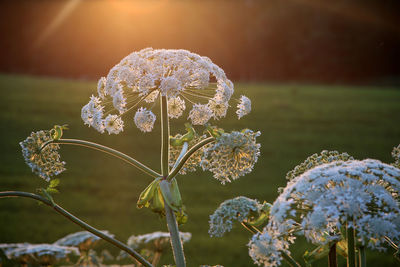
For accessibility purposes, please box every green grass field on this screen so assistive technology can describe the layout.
[0,74,399,266]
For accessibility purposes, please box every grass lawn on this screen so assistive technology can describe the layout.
[0,74,399,266]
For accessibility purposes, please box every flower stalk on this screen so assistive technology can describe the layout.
[44,138,160,178]
[161,96,186,267]
[0,191,153,267]
[328,242,337,267]
[358,246,366,267]
[347,226,356,267]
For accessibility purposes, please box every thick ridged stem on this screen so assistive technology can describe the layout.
[0,191,153,267]
[347,226,356,267]
[358,246,366,267]
[44,139,160,178]
[167,137,215,181]
[328,243,338,267]
[160,96,186,267]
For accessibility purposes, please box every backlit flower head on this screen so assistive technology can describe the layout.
[104,114,124,134]
[237,95,251,119]
[20,130,66,181]
[251,159,400,266]
[6,244,79,266]
[82,48,252,133]
[209,196,262,237]
[201,129,261,184]
[127,231,191,252]
[54,231,113,251]
[134,107,156,132]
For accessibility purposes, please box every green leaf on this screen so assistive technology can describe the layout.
[49,178,60,189]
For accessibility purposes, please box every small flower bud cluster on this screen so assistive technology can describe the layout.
[392,144,400,168]
[201,130,261,184]
[20,130,66,181]
[209,196,262,237]
[250,159,400,267]
[82,48,251,134]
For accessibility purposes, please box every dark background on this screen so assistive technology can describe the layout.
[1,0,399,84]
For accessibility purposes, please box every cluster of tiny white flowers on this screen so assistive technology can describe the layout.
[250,159,400,266]
[54,230,113,251]
[209,196,261,237]
[82,48,251,134]
[169,134,210,175]
[392,144,400,168]
[201,129,261,184]
[6,244,79,264]
[134,107,156,132]
[248,226,292,267]
[285,150,353,181]
[20,130,66,181]
[125,231,191,252]
[236,95,251,119]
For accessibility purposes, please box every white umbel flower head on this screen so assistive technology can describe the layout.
[201,129,261,184]
[134,107,156,132]
[104,114,124,135]
[54,230,113,251]
[250,159,400,267]
[209,196,262,237]
[20,130,66,181]
[168,97,186,119]
[237,95,251,119]
[188,104,213,125]
[82,48,251,133]
[6,244,79,266]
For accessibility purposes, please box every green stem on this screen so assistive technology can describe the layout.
[281,251,302,267]
[167,137,215,180]
[328,243,338,267]
[160,96,186,267]
[358,246,366,267]
[172,142,189,170]
[45,139,160,178]
[347,226,356,267]
[0,191,153,267]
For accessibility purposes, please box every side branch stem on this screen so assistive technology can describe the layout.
[167,137,215,180]
[46,139,160,178]
[0,191,153,267]
[160,96,186,267]
[347,226,356,267]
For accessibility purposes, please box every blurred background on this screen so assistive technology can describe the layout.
[1,0,400,84]
[0,0,400,266]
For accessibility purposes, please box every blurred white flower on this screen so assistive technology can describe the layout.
[236,95,251,119]
[54,230,113,251]
[188,104,213,125]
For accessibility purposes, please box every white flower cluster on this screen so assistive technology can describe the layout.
[201,130,261,184]
[209,196,262,237]
[126,231,191,252]
[5,244,79,265]
[20,130,66,181]
[54,230,113,251]
[82,48,251,134]
[249,159,400,266]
